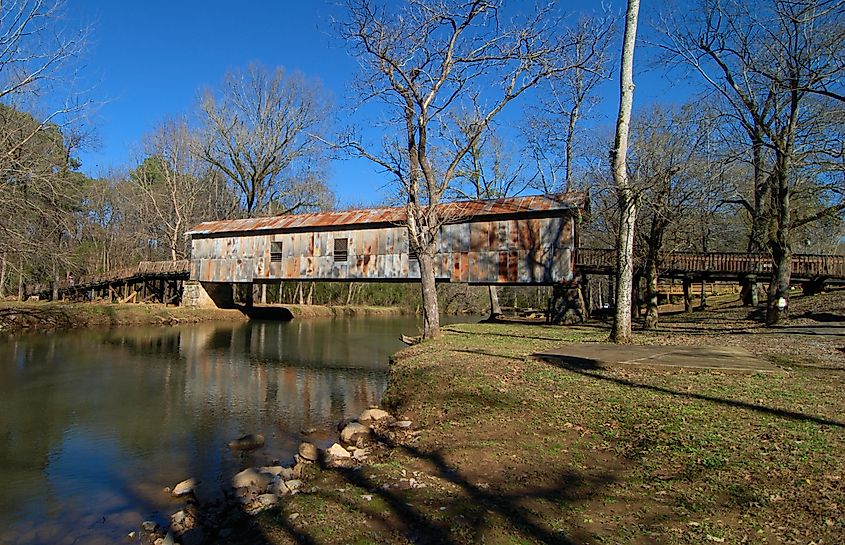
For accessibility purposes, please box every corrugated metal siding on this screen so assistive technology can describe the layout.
[191,216,576,285]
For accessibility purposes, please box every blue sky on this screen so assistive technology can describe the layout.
[69,0,692,207]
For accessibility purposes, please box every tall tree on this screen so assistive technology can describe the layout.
[0,0,90,294]
[629,105,724,328]
[337,0,610,339]
[610,0,641,344]
[199,63,333,216]
[657,0,845,323]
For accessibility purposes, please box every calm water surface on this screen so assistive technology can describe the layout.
[0,315,476,545]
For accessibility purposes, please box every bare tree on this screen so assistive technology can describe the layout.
[656,0,845,324]
[199,63,333,216]
[525,14,614,193]
[610,0,641,344]
[337,0,610,339]
[630,104,725,328]
[133,119,229,261]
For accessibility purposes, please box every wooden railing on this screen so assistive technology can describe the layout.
[30,260,190,295]
[575,249,845,279]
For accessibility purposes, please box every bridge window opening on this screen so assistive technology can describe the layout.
[334,238,348,262]
[270,241,283,263]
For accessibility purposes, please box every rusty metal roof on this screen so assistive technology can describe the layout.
[187,192,586,237]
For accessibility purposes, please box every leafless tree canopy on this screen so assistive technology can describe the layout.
[199,63,334,217]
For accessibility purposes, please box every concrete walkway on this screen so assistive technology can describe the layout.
[536,343,785,374]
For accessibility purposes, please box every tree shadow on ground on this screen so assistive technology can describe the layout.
[450,348,526,362]
[444,325,606,343]
[290,433,620,545]
[539,355,845,429]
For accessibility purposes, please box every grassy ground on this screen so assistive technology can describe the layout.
[252,289,844,545]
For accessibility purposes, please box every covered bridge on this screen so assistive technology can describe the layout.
[186,193,586,308]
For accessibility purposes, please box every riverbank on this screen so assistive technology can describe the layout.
[247,291,844,544]
[283,304,408,318]
[0,301,247,334]
[0,301,408,335]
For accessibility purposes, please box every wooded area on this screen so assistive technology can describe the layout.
[0,0,842,339]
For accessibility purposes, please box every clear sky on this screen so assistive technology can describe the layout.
[69,0,692,207]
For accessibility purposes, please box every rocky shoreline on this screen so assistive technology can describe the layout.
[138,407,412,545]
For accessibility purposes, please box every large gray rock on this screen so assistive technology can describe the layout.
[298,442,319,461]
[340,422,370,445]
[270,479,291,496]
[359,408,391,422]
[232,468,271,490]
[171,478,196,497]
[326,443,351,459]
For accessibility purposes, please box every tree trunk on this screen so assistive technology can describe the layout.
[683,278,692,313]
[346,282,355,305]
[260,284,267,304]
[306,282,314,305]
[612,190,637,342]
[488,285,502,319]
[418,252,440,339]
[0,253,6,298]
[699,279,708,310]
[767,168,792,324]
[296,282,304,305]
[565,106,579,192]
[609,0,640,344]
[18,271,24,301]
[767,241,792,324]
[52,261,59,301]
[643,253,659,329]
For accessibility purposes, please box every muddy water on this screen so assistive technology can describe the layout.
[0,315,475,545]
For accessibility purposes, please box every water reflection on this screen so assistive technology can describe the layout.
[0,315,455,545]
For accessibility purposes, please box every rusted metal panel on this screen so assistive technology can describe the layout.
[439,253,450,278]
[497,252,509,282]
[478,252,497,283]
[470,222,488,250]
[497,221,509,251]
[488,222,499,250]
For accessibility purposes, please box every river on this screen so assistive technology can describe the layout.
[0,315,476,545]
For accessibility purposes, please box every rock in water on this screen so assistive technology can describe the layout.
[340,422,370,445]
[232,468,272,490]
[171,478,196,497]
[298,442,319,461]
[228,433,265,451]
[359,408,392,422]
